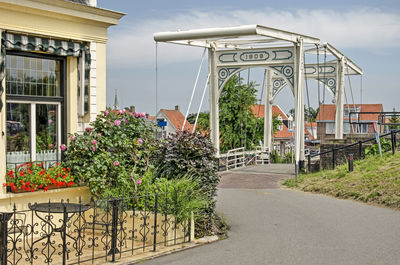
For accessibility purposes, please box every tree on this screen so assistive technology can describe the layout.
[190,75,282,153]
[289,106,319,122]
[389,108,400,130]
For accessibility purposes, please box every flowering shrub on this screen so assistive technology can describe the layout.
[64,108,157,199]
[4,162,74,192]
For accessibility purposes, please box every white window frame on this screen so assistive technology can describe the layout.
[6,100,62,162]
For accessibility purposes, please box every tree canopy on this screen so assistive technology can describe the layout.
[190,75,282,153]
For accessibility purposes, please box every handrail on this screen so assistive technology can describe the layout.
[226,147,245,171]
[308,129,400,172]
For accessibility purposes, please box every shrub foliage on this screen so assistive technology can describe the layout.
[155,130,219,235]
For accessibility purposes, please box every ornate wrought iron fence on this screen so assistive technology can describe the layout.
[0,191,192,265]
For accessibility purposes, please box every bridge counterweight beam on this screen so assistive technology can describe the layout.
[335,58,345,139]
[209,47,220,156]
[264,69,273,156]
[294,39,305,176]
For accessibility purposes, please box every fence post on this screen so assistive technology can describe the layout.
[332,148,336,169]
[348,154,354,172]
[153,193,158,252]
[308,154,311,173]
[62,203,67,265]
[0,213,12,265]
[358,141,362,159]
[391,130,395,155]
[109,199,120,262]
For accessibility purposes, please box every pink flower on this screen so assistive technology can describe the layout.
[60,144,66,151]
[48,119,53,124]
[113,161,119,166]
[91,146,96,151]
[114,120,121,126]
[137,138,143,144]
[70,135,76,141]
[97,133,102,137]
[137,179,142,185]
[122,118,127,123]
[91,139,97,145]
[135,112,146,118]
[119,109,126,114]
[85,127,92,133]
[104,110,109,116]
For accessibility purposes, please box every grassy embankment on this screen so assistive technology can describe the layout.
[284,152,400,209]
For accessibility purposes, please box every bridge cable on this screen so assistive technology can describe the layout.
[251,69,266,147]
[182,48,207,131]
[322,46,327,104]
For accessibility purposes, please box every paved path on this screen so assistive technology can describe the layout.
[143,164,400,265]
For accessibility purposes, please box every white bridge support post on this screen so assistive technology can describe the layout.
[294,38,305,177]
[335,57,345,139]
[264,69,273,155]
[209,47,220,156]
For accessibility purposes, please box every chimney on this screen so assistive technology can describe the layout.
[175,105,179,111]
[130,106,135,114]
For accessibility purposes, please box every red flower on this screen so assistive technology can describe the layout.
[44,186,49,191]
[12,186,17,191]
[21,185,26,189]
[38,184,43,189]
[20,172,25,177]
[67,181,74,187]
[30,188,35,192]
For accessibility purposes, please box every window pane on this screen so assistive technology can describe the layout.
[6,103,31,165]
[5,54,61,97]
[36,104,58,162]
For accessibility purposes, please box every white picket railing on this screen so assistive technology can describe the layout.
[225,147,245,171]
[6,150,58,167]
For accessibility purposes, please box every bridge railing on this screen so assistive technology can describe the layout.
[307,129,400,172]
[225,147,245,171]
[217,147,270,171]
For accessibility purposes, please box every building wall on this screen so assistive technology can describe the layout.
[155,111,177,137]
[0,1,121,197]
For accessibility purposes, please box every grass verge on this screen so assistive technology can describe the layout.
[283,152,400,209]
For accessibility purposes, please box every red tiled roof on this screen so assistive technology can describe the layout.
[305,122,317,127]
[250,105,288,119]
[274,123,293,139]
[274,123,315,140]
[161,109,194,132]
[316,104,383,121]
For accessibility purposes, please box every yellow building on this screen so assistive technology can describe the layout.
[0,0,124,198]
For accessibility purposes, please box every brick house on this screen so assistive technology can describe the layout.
[251,104,315,156]
[316,104,383,142]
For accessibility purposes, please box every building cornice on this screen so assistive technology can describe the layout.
[0,0,125,27]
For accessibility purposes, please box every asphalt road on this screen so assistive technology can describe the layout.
[142,165,400,265]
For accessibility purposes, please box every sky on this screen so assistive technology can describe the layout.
[98,0,400,116]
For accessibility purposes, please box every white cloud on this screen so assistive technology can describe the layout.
[107,8,400,67]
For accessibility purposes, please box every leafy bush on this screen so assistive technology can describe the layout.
[365,138,392,156]
[155,130,219,235]
[64,108,156,198]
